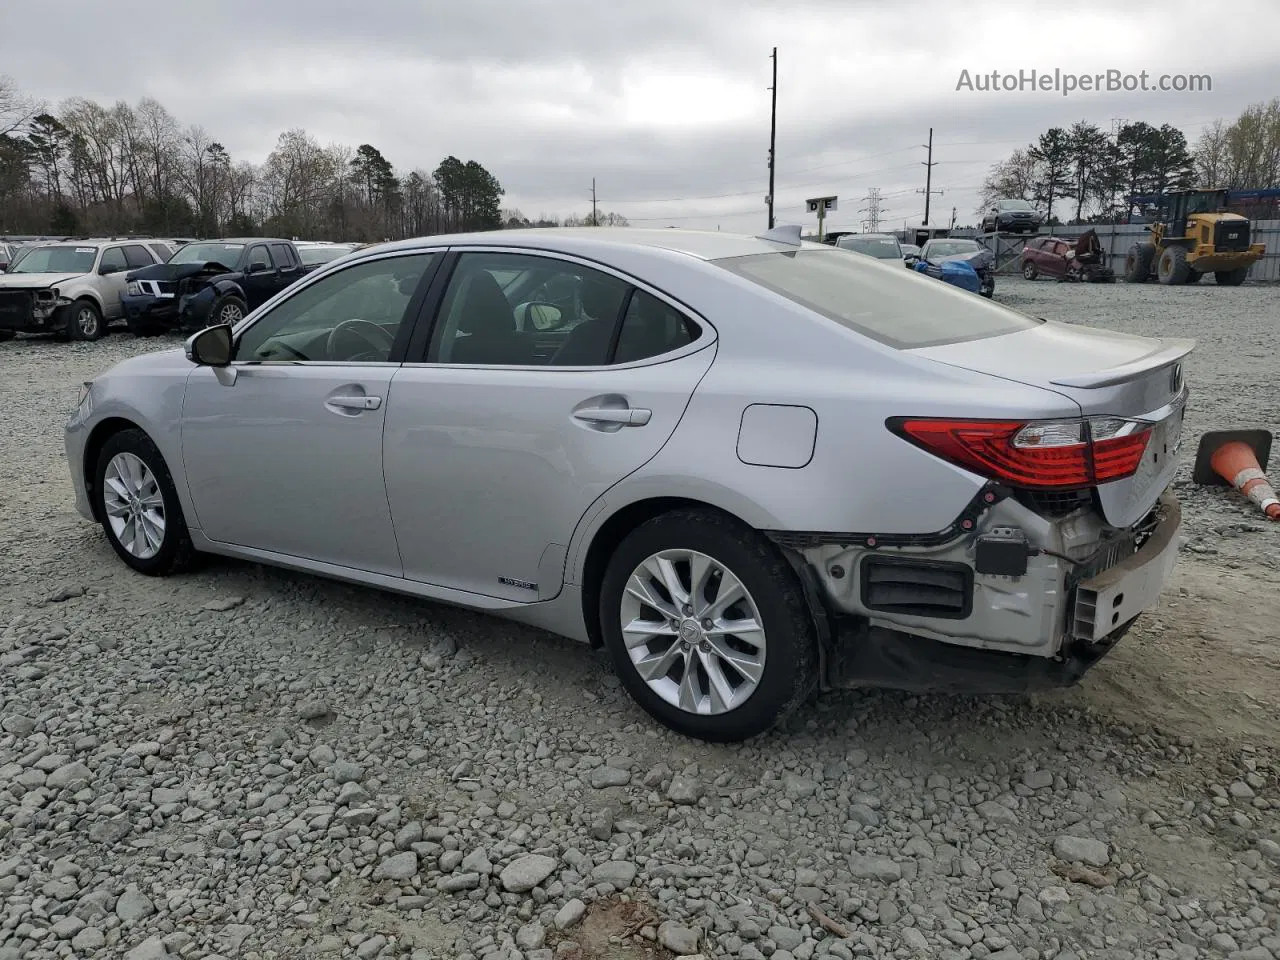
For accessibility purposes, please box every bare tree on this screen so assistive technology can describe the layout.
[0,74,42,137]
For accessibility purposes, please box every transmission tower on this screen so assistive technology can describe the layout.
[858,188,886,231]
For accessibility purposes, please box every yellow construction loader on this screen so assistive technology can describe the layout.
[1124,188,1266,285]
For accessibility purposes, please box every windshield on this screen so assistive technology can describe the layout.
[7,245,97,275]
[169,242,245,265]
[836,236,901,259]
[714,248,1038,349]
[297,245,350,266]
[997,199,1035,211]
[925,240,982,257]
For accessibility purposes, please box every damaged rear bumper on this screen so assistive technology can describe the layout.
[773,489,1182,695]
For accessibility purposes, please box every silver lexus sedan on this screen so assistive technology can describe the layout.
[65,226,1190,742]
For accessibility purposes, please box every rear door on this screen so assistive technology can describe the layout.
[383,249,715,601]
[271,242,304,292]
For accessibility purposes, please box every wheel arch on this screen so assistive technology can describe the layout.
[82,416,145,521]
[212,278,247,302]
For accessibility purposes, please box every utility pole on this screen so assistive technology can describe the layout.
[767,47,778,230]
[858,187,884,231]
[919,127,940,225]
[949,206,957,231]
[591,178,597,226]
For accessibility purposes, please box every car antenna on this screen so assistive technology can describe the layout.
[757,223,803,245]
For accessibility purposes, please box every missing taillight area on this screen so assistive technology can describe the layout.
[888,416,1152,490]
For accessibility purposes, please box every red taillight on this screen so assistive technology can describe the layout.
[889,416,1151,490]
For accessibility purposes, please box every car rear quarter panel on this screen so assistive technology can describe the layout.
[565,265,1081,580]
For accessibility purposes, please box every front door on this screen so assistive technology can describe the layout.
[240,244,281,309]
[179,250,439,575]
[383,250,715,601]
[97,246,131,318]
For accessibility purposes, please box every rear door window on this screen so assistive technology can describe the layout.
[123,244,154,268]
[714,248,1041,349]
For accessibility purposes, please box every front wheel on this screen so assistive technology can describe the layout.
[94,429,198,576]
[209,294,247,330]
[1022,261,1038,280]
[67,300,104,341]
[1124,243,1155,283]
[599,509,818,742]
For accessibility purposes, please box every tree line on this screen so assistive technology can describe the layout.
[0,76,507,240]
[979,98,1280,224]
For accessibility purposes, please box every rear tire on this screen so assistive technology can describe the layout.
[1215,267,1249,286]
[1022,261,1038,280]
[1157,246,1191,285]
[67,299,104,341]
[94,429,198,576]
[599,509,818,742]
[1124,243,1155,283]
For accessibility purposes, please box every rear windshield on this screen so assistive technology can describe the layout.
[297,245,350,265]
[713,248,1040,349]
[836,236,901,259]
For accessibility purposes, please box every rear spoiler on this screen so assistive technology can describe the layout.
[1049,338,1195,389]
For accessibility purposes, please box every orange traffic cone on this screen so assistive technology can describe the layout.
[1193,430,1280,520]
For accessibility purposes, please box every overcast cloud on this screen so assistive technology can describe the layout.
[2,0,1277,232]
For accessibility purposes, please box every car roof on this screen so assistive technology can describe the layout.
[839,233,897,240]
[196,237,290,244]
[364,227,829,262]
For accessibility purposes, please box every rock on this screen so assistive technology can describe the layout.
[51,915,86,939]
[460,847,492,875]
[309,744,336,766]
[555,899,587,930]
[331,760,365,784]
[977,800,1018,823]
[783,774,818,799]
[848,803,880,827]
[848,854,901,882]
[1053,835,1110,867]
[125,935,171,960]
[667,775,703,805]
[46,761,92,790]
[203,595,245,611]
[768,925,804,950]
[589,765,631,789]
[298,700,333,721]
[517,922,547,949]
[1023,769,1054,789]
[658,921,701,954]
[1015,894,1045,921]
[116,885,157,922]
[590,860,638,888]
[1039,886,1071,907]
[373,852,418,881]
[901,929,930,951]
[500,854,558,892]
[1,714,35,736]
[72,927,106,952]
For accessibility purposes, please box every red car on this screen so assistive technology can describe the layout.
[1021,236,1116,282]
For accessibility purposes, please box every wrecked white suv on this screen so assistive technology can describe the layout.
[0,239,164,342]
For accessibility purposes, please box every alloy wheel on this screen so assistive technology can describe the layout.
[619,549,766,716]
[77,306,99,337]
[218,302,244,324]
[102,452,166,559]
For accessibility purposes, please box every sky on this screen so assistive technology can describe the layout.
[2,0,1277,233]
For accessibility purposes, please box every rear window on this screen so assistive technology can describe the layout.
[713,249,1040,349]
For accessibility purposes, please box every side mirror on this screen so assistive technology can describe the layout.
[99,263,121,275]
[185,324,233,367]
[248,261,270,274]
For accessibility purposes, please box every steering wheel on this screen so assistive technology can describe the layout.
[325,318,395,362]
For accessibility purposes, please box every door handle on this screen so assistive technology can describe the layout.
[327,395,382,411]
[573,406,651,426]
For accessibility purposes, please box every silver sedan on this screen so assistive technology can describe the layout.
[65,226,1190,741]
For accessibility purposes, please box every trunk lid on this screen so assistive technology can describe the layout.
[913,320,1193,528]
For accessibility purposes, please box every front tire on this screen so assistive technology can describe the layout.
[67,299,104,341]
[94,429,197,576]
[599,509,818,742]
[1157,246,1191,285]
[1022,260,1038,280]
[210,294,247,329]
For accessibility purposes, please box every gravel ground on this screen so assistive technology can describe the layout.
[1,279,1278,960]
